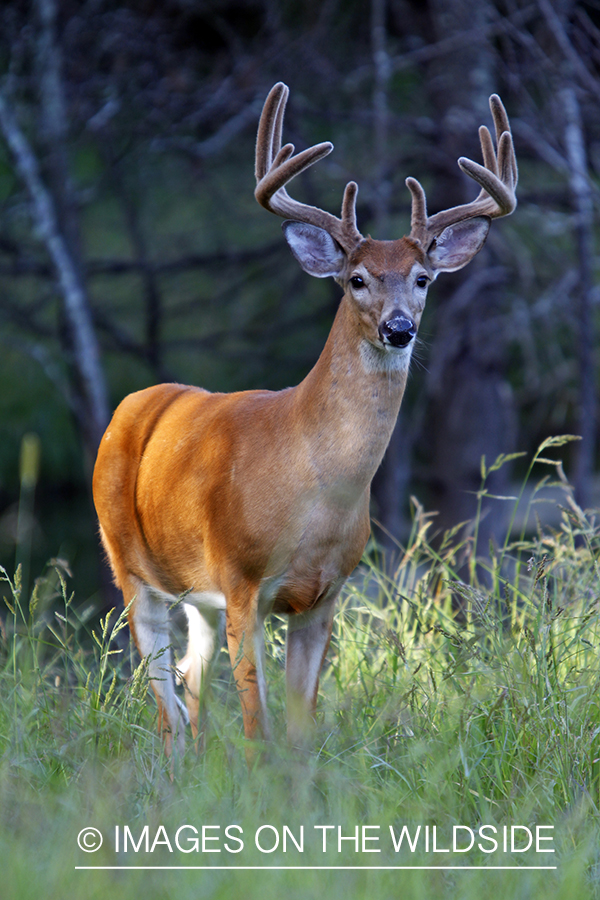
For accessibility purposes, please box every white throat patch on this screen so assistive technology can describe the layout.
[359,339,413,375]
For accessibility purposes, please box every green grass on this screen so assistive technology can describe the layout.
[2,440,600,898]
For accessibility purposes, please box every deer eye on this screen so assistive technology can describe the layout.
[416,275,429,289]
[350,275,365,289]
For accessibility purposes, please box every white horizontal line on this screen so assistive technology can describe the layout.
[75,865,558,871]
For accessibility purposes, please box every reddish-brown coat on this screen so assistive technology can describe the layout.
[93,84,516,760]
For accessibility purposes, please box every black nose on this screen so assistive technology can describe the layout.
[379,315,416,348]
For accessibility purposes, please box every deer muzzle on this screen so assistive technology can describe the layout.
[378,314,416,348]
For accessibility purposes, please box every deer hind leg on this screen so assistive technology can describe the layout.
[285,593,338,748]
[225,594,271,756]
[176,599,224,740]
[127,580,187,757]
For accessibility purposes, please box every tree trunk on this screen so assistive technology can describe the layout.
[421,0,517,570]
[34,0,110,466]
[562,87,596,510]
[370,0,412,555]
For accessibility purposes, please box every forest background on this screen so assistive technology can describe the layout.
[0,0,597,610]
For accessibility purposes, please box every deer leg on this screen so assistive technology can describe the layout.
[285,594,337,747]
[127,580,186,757]
[225,596,271,753]
[176,601,223,739]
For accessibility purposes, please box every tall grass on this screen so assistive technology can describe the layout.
[1,441,600,899]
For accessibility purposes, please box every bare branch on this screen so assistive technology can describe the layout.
[0,240,284,279]
[538,0,600,100]
[347,4,539,88]
[0,334,75,413]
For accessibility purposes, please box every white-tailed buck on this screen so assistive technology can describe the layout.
[93,83,517,760]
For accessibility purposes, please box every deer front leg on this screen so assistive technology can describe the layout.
[285,593,337,748]
[225,595,271,757]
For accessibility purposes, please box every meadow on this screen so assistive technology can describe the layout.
[1,437,600,900]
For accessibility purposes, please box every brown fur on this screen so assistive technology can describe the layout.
[93,85,516,761]
[349,236,427,274]
[93,274,415,754]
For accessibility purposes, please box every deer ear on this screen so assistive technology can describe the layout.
[283,221,346,278]
[427,216,490,273]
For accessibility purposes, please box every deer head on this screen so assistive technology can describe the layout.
[255,83,517,360]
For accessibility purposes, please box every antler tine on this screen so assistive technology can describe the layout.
[255,82,288,181]
[255,83,363,253]
[405,176,428,235]
[408,93,517,248]
[478,125,499,176]
[490,94,510,146]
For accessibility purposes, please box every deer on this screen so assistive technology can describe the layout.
[92,82,517,762]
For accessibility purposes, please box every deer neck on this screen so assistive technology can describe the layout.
[291,295,410,488]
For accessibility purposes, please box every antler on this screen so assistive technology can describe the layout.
[255,83,364,254]
[406,94,518,249]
